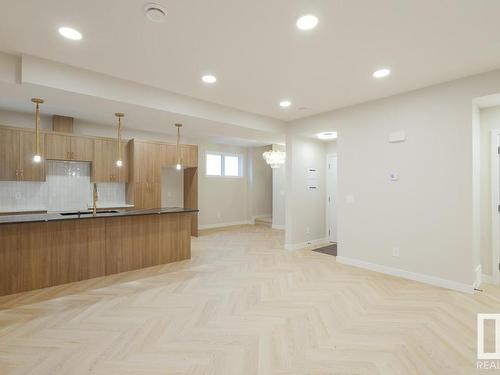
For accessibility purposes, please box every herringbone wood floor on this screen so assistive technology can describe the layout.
[0,225,499,374]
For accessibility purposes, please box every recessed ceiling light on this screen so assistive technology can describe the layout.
[58,26,82,40]
[202,74,217,84]
[296,15,318,31]
[279,100,292,108]
[144,3,167,22]
[317,132,338,140]
[372,68,391,78]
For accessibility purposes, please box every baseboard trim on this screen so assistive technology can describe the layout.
[198,220,251,230]
[336,256,474,293]
[285,237,329,251]
[473,265,482,289]
[482,273,494,285]
[272,224,285,230]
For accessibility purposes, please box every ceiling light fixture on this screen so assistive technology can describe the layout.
[115,113,124,167]
[31,98,44,163]
[58,26,82,40]
[372,68,391,78]
[317,132,338,140]
[279,100,292,108]
[296,15,318,30]
[144,3,167,22]
[202,75,217,84]
[263,150,286,169]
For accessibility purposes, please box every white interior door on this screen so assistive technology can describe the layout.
[326,154,338,243]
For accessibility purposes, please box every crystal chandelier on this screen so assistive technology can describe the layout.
[262,150,286,168]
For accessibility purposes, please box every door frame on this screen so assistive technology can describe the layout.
[490,130,500,285]
[326,153,337,243]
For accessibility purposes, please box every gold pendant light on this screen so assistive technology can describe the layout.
[31,98,44,163]
[115,113,124,167]
[175,123,182,170]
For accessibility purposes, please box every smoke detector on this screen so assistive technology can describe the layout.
[144,3,167,22]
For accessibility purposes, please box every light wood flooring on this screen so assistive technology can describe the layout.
[0,225,499,374]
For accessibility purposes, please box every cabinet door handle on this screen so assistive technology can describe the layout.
[15,169,18,178]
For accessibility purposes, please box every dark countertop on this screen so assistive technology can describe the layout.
[0,207,198,225]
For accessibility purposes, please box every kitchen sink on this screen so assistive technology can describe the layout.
[59,210,119,216]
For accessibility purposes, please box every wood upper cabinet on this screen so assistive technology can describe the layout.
[0,128,45,181]
[93,139,129,183]
[0,128,20,181]
[133,141,160,183]
[19,131,45,181]
[70,136,94,161]
[44,134,93,161]
[159,143,198,168]
[181,145,198,168]
[44,133,70,160]
[160,143,177,166]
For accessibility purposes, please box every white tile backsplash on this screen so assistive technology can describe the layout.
[0,160,128,212]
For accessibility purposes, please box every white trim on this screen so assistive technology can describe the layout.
[336,256,474,293]
[491,130,500,285]
[285,237,329,251]
[251,214,272,224]
[325,153,337,243]
[474,264,482,289]
[198,220,251,230]
[272,224,285,230]
[482,274,494,285]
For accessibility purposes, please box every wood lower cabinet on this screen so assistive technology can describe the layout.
[0,212,192,296]
[0,128,45,181]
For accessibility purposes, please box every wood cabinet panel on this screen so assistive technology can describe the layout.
[160,143,177,166]
[0,219,106,296]
[93,139,114,182]
[19,131,45,181]
[130,182,161,209]
[181,145,198,167]
[94,139,129,183]
[44,133,70,160]
[70,136,94,161]
[133,141,160,183]
[184,167,198,236]
[0,128,20,181]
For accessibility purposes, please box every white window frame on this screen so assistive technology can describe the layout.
[205,151,244,178]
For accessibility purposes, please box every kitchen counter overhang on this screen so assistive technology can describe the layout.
[0,208,199,296]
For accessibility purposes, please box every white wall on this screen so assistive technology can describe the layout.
[287,68,500,290]
[272,144,286,229]
[285,136,326,248]
[479,106,500,277]
[197,143,250,228]
[247,145,272,219]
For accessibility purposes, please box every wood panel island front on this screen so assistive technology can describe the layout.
[0,208,197,296]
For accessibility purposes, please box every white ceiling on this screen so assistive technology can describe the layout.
[1,0,500,122]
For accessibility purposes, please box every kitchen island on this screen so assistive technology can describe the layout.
[0,208,198,296]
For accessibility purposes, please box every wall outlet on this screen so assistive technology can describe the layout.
[392,247,400,257]
[15,192,22,200]
[306,227,310,235]
[216,212,221,219]
[167,191,172,198]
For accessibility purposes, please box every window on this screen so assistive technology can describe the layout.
[206,152,243,177]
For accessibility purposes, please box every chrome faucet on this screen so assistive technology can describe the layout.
[92,182,98,216]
